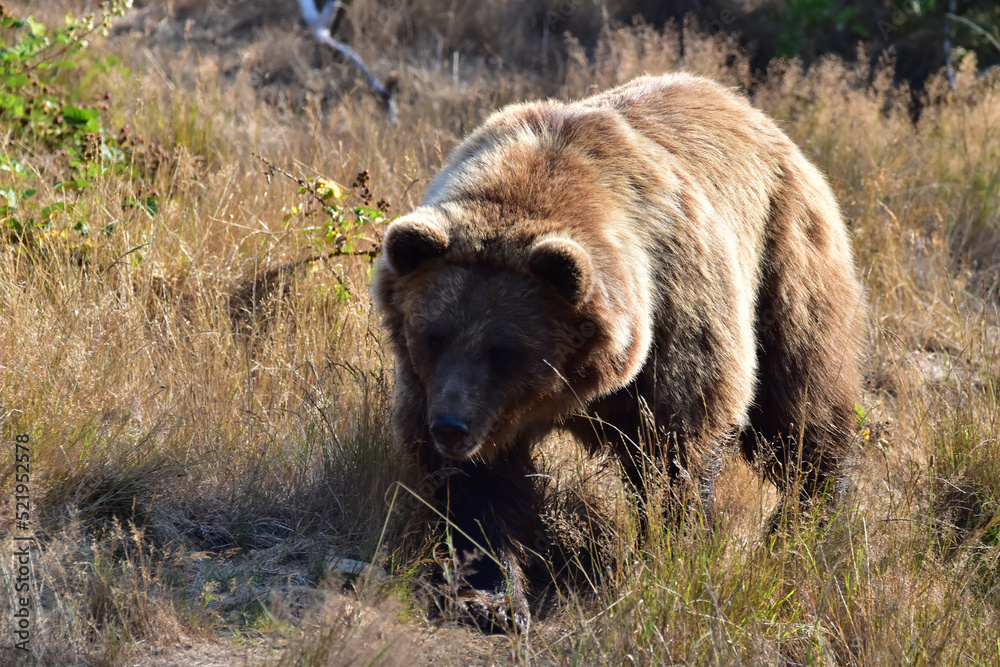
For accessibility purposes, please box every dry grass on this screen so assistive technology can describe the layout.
[2,0,999,664]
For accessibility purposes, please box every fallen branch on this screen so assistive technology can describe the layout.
[945,12,1000,55]
[297,0,399,121]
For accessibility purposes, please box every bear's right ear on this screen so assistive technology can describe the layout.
[382,214,450,275]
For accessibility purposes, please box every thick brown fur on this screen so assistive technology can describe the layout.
[373,73,866,631]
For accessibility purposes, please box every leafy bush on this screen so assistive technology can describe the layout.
[0,1,141,248]
[771,0,869,57]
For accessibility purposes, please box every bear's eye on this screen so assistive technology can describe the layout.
[424,333,447,357]
[488,345,520,375]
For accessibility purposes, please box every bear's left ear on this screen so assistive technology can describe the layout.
[528,237,594,306]
[382,212,450,275]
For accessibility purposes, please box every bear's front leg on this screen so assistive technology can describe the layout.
[435,443,539,633]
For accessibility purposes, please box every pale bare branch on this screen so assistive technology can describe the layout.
[297,0,398,121]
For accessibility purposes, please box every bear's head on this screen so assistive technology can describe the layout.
[374,211,604,461]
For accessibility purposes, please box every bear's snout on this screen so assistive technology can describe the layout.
[430,413,472,456]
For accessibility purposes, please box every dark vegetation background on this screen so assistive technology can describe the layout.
[129,0,1000,101]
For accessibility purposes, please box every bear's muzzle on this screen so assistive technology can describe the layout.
[431,413,474,458]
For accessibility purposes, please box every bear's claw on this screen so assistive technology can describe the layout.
[455,587,530,634]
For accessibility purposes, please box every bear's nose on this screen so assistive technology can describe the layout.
[431,414,470,449]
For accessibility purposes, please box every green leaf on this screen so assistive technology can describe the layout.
[0,93,26,117]
[2,73,30,89]
[55,178,90,191]
[40,202,68,220]
[123,195,158,218]
[1,17,28,30]
[28,19,47,38]
[93,55,123,73]
[38,55,80,69]
[62,106,100,131]
[0,187,19,208]
[0,156,28,176]
[2,217,25,234]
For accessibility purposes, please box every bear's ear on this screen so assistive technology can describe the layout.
[382,214,450,275]
[528,237,594,306]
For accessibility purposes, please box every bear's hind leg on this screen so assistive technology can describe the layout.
[741,196,863,506]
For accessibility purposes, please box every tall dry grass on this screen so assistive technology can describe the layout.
[1,1,999,664]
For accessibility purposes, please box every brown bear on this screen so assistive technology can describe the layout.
[373,72,866,631]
